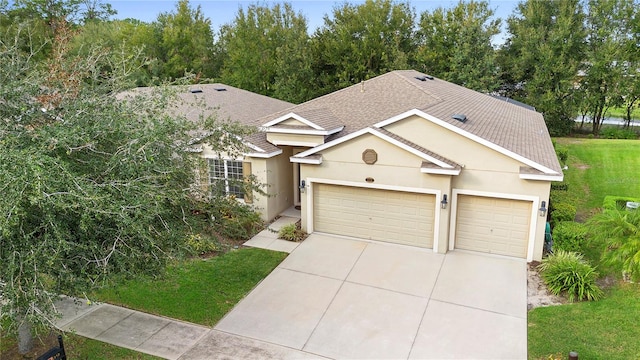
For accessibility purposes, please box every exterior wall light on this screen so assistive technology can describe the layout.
[441,194,448,209]
[539,201,547,217]
[299,180,306,193]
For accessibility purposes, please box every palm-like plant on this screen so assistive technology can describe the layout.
[588,209,640,281]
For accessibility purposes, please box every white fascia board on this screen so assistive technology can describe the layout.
[244,141,265,153]
[245,149,283,159]
[375,109,561,176]
[294,127,372,158]
[519,173,564,181]
[421,167,461,175]
[261,112,324,130]
[290,156,322,164]
[263,126,343,136]
[271,140,323,147]
[368,128,454,169]
[292,127,453,169]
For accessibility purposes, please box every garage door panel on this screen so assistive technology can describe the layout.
[313,184,435,248]
[455,194,531,258]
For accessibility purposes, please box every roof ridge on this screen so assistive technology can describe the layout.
[391,70,444,104]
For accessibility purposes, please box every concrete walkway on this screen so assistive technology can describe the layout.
[54,211,527,359]
[54,213,312,360]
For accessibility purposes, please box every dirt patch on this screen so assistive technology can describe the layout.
[575,164,591,170]
[1,331,62,360]
[528,261,565,310]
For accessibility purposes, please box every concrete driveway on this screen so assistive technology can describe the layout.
[215,233,527,359]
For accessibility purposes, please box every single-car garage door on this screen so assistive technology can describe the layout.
[313,184,435,248]
[455,195,531,258]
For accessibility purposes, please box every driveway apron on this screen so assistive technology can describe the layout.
[215,233,527,359]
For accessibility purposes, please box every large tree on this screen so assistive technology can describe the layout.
[578,0,636,135]
[416,0,501,92]
[0,20,246,353]
[499,0,586,136]
[310,0,416,96]
[155,0,216,80]
[218,3,312,103]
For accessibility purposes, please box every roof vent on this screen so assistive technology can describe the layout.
[414,75,434,81]
[190,89,203,93]
[452,114,467,123]
[214,88,227,92]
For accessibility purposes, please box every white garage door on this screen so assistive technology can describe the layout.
[313,184,435,248]
[455,195,531,258]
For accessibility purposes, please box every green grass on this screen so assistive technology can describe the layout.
[606,106,640,120]
[530,137,640,359]
[0,332,161,359]
[528,283,640,359]
[93,248,287,326]
[554,138,640,214]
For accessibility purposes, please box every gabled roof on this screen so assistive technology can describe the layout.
[269,70,562,175]
[119,84,294,157]
[291,126,461,175]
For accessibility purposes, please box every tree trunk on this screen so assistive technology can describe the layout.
[17,315,34,354]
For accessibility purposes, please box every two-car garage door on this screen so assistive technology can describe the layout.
[313,184,435,248]
[455,195,531,258]
[311,184,532,259]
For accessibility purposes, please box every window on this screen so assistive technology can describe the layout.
[208,159,244,199]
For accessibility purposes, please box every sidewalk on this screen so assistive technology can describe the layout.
[54,214,313,360]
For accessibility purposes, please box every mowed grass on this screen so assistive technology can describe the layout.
[528,284,640,359]
[554,138,640,213]
[0,332,162,359]
[93,248,287,326]
[530,137,640,359]
[607,106,640,120]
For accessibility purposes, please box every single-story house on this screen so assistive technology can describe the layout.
[186,70,563,262]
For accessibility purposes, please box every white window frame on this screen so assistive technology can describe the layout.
[208,159,244,199]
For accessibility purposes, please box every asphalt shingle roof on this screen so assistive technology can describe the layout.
[264,70,561,174]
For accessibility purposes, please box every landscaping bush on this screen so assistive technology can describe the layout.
[552,221,588,253]
[198,197,263,240]
[600,127,638,139]
[555,146,569,164]
[602,195,640,211]
[278,222,306,242]
[538,250,603,302]
[551,202,576,224]
[551,182,569,191]
[186,233,221,255]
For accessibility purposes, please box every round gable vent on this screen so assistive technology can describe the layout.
[362,149,378,165]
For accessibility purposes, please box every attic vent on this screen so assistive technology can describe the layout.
[452,114,467,123]
[362,149,378,165]
[190,89,203,93]
[414,75,434,81]
[214,88,227,92]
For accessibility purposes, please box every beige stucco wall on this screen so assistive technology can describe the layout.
[300,121,551,261]
[198,143,293,222]
[385,115,551,260]
[247,147,294,221]
[300,134,452,254]
[266,132,325,147]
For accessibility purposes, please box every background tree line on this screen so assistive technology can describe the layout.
[1,0,639,134]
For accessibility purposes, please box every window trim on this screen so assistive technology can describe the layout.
[208,158,245,199]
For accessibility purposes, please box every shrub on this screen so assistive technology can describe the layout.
[600,127,638,139]
[551,182,568,191]
[555,146,569,164]
[551,202,576,224]
[278,222,306,242]
[602,195,640,211]
[552,221,588,253]
[538,250,603,302]
[588,209,640,281]
[198,197,264,240]
[186,233,221,255]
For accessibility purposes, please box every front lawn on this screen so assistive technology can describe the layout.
[528,284,640,359]
[0,332,162,360]
[93,247,287,326]
[529,137,640,359]
[553,138,640,216]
